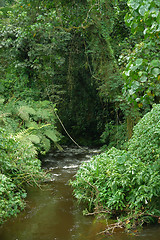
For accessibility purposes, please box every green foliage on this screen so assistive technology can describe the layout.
[127,104,160,162]
[0,2,63,225]
[0,97,61,153]
[0,0,71,101]
[119,0,160,110]
[71,148,160,213]
[0,72,41,100]
[0,126,45,224]
[0,174,25,224]
[110,0,131,59]
[71,104,160,226]
[100,121,127,149]
[0,0,109,143]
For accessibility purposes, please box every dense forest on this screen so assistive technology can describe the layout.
[0,0,160,231]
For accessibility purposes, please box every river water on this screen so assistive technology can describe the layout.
[0,147,160,240]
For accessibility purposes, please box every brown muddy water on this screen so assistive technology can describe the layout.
[0,147,160,240]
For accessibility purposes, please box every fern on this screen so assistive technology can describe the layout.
[28,134,41,144]
[0,97,61,153]
[45,129,58,142]
[25,121,39,129]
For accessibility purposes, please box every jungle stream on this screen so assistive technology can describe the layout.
[0,147,160,240]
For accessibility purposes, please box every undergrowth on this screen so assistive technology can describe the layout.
[0,96,61,224]
[70,104,160,231]
[0,127,47,224]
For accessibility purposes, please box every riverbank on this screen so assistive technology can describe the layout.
[0,147,160,240]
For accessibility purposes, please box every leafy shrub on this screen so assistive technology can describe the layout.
[0,97,62,153]
[0,127,43,182]
[127,104,160,162]
[71,148,160,213]
[71,104,160,225]
[0,91,61,224]
[0,174,26,224]
[100,121,127,149]
[0,127,45,224]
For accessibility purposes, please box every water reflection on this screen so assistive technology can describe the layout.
[0,147,160,240]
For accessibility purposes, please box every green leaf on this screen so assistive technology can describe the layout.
[128,89,135,95]
[150,7,159,18]
[19,106,35,115]
[18,110,29,121]
[124,70,131,76]
[41,136,50,152]
[138,71,143,76]
[36,109,51,120]
[26,107,36,115]
[135,58,143,66]
[18,106,36,121]
[154,0,160,7]
[28,134,41,144]
[130,65,138,71]
[132,81,140,90]
[152,68,160,77]
[150,60,160,68]
[139,4,150,16]
[140,76,147,82]
[45,129,58,142]
[55,142,63,151]
[128,0,140,10]
[25,121,38,129]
